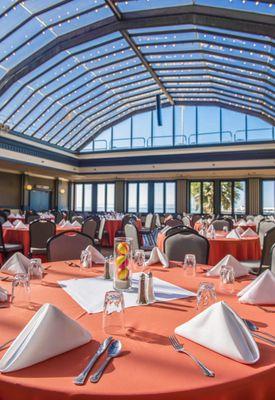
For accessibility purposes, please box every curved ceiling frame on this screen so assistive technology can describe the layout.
[0,2,274,152]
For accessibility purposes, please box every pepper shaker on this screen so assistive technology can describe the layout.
[136,273,148,305]
[146,272,156,304]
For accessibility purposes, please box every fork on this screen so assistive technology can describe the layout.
[169,335,215,377]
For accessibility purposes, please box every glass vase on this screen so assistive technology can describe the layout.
[113,237,133,291]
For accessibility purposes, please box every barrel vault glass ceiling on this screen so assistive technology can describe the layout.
[0,0,274,152]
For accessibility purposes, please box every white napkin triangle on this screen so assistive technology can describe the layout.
[236,226,244,235]
[0,287,8,302]
[85,245,105,264]
[238,270,275,305]
[14,221,27,229]
[12,219,21,226]
[207,254,248,277]
[241,228,258,238]
[72,220,82,227]
[145,246,169,268]
[8,213,16,218]
[2,221,13,228]
[0,303,91,373]
[238,220,247,226]
[226,229,241,239]
[61,221,73,228]
[1,252,30,275]
[15,214,22,219]
[58,219,65,226]
[175,301,259,364]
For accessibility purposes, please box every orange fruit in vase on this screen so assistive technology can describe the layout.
[116,242,130,255]
[118,267,129,281]
[115,255,126,267]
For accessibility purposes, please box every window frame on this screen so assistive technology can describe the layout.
[153,181,176,214]
[189,180,215,215]
[73,182,115,212]
[219,179,248,216]
[126,181,149,213]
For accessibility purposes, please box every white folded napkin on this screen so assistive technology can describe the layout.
[238,220,247,226]
[145,246,169,268]
[61,221,73,228]
[206,254,248,277]
[236,226,244,235]
[226,229,241,239]
[175,301,259,364]
[238,270,275,305]
[15,214,22,219]
[12,219,20,226]
[8,213,16,218]
[14,221,27,229]
[241,228,258,238]
[1,252,30,275]
[58,219,65,226]
[0,303,91,373]
[72,220,82,227]
[0,287,8,302]
[85,245,105,264]
[2,221,13,228]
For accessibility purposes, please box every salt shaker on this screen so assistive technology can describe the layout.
[146,272,156,304]
[136,273,148,305]
[103,257,111,280]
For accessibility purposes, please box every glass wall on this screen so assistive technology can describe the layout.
[220,181,246,215]
[97,183,115,212]
[75,184,83,212]
[262,180,275,215]
[127,182,148,213]
[84,184,92,212]
[190,181,214,214]
[82,106,274,152]
[73,182,115,212]
[154,182,176,213]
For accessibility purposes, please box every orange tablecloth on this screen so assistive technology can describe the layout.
[2,226,81,258]
[0,262,274,400]
[157,232,261,266]
[102,219,142,247]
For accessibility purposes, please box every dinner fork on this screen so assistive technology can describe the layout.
[169,335,215,377]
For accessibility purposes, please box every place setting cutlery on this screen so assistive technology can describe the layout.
[0,338,14,351]
[242,319,275,346]
[65,261,81,268]
[74,337,122,385]
[169,335,215,377]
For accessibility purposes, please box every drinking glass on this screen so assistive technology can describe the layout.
[28,258,44,282]
[103,291,125,335]
[219,265,235,293]
[80,249,92,268]
[12,274,31,307]
[196,282,217,312]
[183,254,196,277]
[223,226,229,233]
[113,237,133,291]
[134,249,146,272]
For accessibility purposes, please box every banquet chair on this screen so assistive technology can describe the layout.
[94,218,108,248]
[25,213,39,224]
[115,214,131,237]
[164,229,209,264]
[141,213,157,247]
[182,216,191,227]
[0,223,23,260]
[190,214,202,228]
[47,231,94,262]
[241,227,275,275]
[211,218,232,231]
[270,244,275,274]
[258,220,275,248]
[165,218,183,228]
[29,220,56,257]
[254,215,265,233]
[0,211,7,223]
[125,223,153,255]
[71,215,84,224]
[82,218,97,240]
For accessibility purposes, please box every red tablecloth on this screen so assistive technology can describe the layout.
[102,219,142,247]
[157,232,261,266]
[2,226,81,259]
[194,221,257,232]
[0,261,274,400]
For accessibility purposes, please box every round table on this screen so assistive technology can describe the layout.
[0,262,274,400]
[194,221,257,232]
[157,232,261,266]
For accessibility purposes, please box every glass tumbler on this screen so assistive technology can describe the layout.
[219,265,235,293]
[80,249,92,268]
[183,254,197,277]
[12,274,31,308]
[113,237,133,291]
[103,290,125,335]
[134,249,146,273]
[28,258,44,282]
[196,282,217,312]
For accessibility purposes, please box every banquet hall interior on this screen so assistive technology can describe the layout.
[0,0,274,399]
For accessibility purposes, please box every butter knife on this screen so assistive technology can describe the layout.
[73,336,113,385]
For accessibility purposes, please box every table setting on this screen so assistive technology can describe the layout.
[0,238,274,400]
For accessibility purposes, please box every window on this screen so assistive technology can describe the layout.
[262,180,275,214]
[154,182,176,213]
[190,181,214,214]
[220,181,246,215]
[97,183,115,212]
[106,184,115,211]
[84,184,92,212]
[75,184,83,211]
[127,182,148,213]
[198,106,220,144]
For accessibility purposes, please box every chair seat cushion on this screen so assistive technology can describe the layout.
[30,247,47,254]
[0,243,23,252]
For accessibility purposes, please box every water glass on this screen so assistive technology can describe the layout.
[183,254,196,276]
[134,249,146,272]
[219,265,235,293]
[12,274,31,307]
[28,258,44,281]
[223,226,229,233]
[196,282,217,312]
[103,291,125,335]
[80,249,92,268]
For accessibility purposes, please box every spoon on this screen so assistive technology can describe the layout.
[243,319,275,345]
[90,340,122,383]
[243,319,275,341]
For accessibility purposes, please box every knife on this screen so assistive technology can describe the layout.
[73,336,113,385]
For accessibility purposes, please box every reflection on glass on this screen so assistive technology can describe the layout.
[97,184,105,212]
[165,182,176,213]
[262,180,275,215]
[154,183,164,213]
[84,184,92,212]
[128,183,137,212]
[75,184,83,211]
[139,183,148,213]
[198,106,220,144]
[202,182,214,214]
[220,181,232,214]
[107,184,115,211]
[234,181,246,214]
[190,182,201,213]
